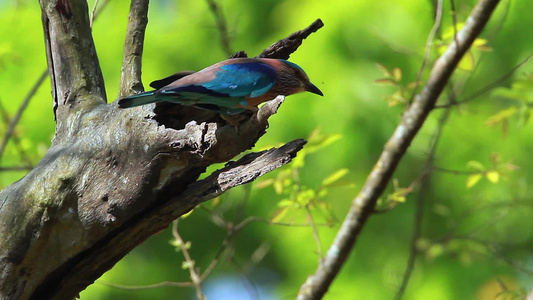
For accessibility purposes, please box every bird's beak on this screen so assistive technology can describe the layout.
[305,82,323,96]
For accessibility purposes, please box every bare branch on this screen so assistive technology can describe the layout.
[40,0,107,123]
[99,280,195,289]
[0,166,35,172]
[408,0,443,103]
[119,0,149,98]
[90,0,110,28]
[172,220,206,300]
[297,1,501,299]
[395,86,454,300]
[206,0,232,57]
[434,52,533,109]
[257,19,324,60]
[0,70,48,163]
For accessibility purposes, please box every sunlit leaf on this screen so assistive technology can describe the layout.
[472,38,491,51]
[486,171,500,183]
[376,62,391,76]
[473,38,488,47]
[392,67,402,81]
[271,206,290,223]
[169,239,180,248]
[305,132,342,153]
[254,178,274,189]
[321,168,349,187]
[426,243,445,260]
[181,209,195,218]
[467,160,485,171]
[458,51,475,71]
[181,260,195,270]
[441,23,464,40]
[407,81,420,89]
[485,107,518,126]
[277,199,294,207]
[385,90,406,107]
[273,178,284,194]
[466,174,483,188]
[296,189,316,206]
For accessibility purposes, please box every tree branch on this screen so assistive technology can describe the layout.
[119,0,149,98]
[0,71,48,164]
[297,0,501,299]
[40,0,107,125]
[206,0,233,57]
[257,19,324,60]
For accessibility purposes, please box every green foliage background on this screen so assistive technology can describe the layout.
[1,0,532,299]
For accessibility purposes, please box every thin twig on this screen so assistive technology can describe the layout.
[206,0,232,57]
[257,19,324,60]
[432,166,489,175]
[0,101,33,166]
[90,0,110,28]
[450,0,459,45]
[408,0,443,103]
[0,166,35,172]
[434,52,533,108]
[394,84,454,300]
[99,280,194,290]
[119,0,149,98]
[0,70,48,164]
[90,0,100,27]
[297,1,501,299]
[305,205,324,263]
[172,220,206,300]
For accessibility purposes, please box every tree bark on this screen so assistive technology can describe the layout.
[0,1,321,299]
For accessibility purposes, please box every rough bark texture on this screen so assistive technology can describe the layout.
[0,1,320,299]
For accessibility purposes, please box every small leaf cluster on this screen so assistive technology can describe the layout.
[256,129,353,224]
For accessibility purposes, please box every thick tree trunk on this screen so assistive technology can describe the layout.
[0,1,321,299]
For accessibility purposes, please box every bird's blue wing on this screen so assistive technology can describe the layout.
[202,62,277,98]
[157,62,277,113]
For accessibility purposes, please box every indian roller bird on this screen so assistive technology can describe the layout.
[117,58,323,116]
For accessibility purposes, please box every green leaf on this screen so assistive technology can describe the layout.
[426,243,445,260]
[458,51,475,71]
[486,171,500,183]
[321,168,349,187]
[485,107,518,126]
[467,160,485,171]
[392,67,402,81]
[441,23,464,40]
[296,189,316,206]
[466,174,483,188]
[181,260,195,270]
[385,90,406,107]
[169,239,181,248]
[376,63,391,76]
[306,132,342,153]
[277,199,294,207]
[273,179,284,194]
[271,206,290,223]
[254,178,274,189]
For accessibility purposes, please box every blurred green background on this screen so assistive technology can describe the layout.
[1,0,532,299]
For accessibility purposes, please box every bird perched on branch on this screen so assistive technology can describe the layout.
[117,58,323,116]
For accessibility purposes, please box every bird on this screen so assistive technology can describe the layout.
[117,58,323,116]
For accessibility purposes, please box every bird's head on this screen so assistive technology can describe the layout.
[275,60,323,97]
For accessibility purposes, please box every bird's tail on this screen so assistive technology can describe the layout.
[117,91,161,108]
